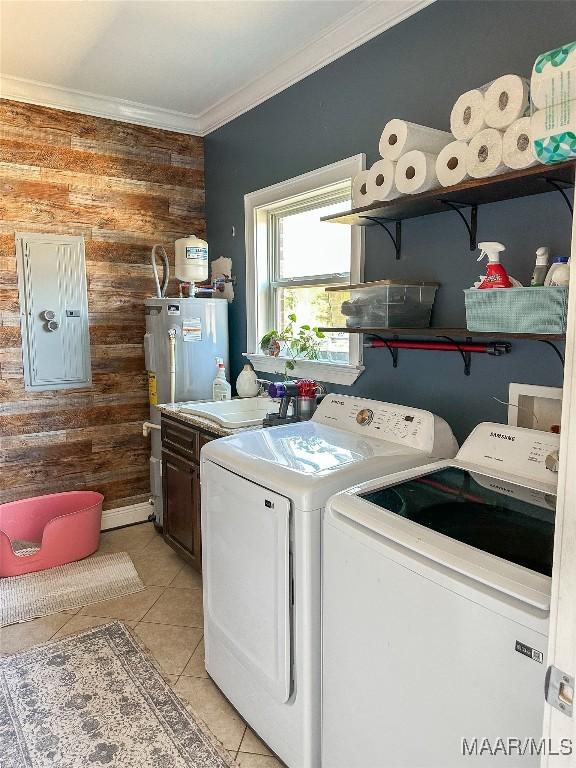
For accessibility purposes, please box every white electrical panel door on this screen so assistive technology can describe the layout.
[17,233,91,390]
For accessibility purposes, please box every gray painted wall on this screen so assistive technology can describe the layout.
[204,0,574,442]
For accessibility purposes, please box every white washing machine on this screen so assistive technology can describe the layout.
[322,422,559,768]
[200,395,458,768]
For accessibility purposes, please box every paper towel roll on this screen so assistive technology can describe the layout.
[379,119,452,161]
[530,102,576,164]
[532,42,576,110]
[366,159,400,202]
[352,171,373,208]
[435,141,470,186]
[502,117,537,169]
[395,150,439,194]
[466,128,506,178]
[450,90,487,141]
[484,75,530,130]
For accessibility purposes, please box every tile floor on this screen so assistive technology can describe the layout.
[0,522,284,768]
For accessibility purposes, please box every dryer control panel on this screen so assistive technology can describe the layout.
[457,422,560,484]
[312,395,442,453]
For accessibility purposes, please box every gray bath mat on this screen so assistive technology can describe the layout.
[0,552,144,626]
[0,621,235,767]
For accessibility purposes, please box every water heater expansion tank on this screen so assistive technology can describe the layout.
[175,234,209,283]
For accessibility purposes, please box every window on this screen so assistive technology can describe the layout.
[270,190,351,364]
[244,155,365,385]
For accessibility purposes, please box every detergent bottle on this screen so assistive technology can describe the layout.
[475,242,514,289]
[544,256,571,287]
[530,246,550,287]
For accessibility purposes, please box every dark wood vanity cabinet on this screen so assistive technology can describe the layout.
[161,415,214,572]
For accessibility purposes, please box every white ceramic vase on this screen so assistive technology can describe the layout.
[236,364,259,398]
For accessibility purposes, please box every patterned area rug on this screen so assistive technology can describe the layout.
[0,552,144,627]
[0,622,235,767]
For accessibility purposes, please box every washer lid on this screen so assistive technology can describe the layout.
[327,462,553,610]
[201,421,432,511]
[359,466,556,577]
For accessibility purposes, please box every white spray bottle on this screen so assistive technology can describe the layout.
[212,358,231,401]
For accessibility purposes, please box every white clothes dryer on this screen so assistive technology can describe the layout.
[200,394,458,768]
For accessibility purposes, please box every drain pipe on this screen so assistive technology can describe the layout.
[168,328,177,404]
[142,422,161,437]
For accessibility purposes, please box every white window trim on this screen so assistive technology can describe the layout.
[244,154,365,386]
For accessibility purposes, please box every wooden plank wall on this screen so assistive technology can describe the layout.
[0,99,205,509]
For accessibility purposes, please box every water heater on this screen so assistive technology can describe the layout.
[175,234,209,284]
[144,297,229,527]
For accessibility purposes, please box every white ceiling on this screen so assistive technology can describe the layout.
[0,0,432,135]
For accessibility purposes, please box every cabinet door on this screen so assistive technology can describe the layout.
[162,450,201,570]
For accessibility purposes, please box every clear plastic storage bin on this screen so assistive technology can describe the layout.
[464,287,568,334]
[329,280,439,329]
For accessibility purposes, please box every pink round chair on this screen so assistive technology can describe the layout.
[0,491,104,577]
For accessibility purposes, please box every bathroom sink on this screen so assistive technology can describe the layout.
[177,397,274,428]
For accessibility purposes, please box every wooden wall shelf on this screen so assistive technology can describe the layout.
[319,162,571,368]
[318,327,566,341]
[318,327,565,375]
[322,161,575,227]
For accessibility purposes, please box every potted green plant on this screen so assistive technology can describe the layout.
[260,314,326,379]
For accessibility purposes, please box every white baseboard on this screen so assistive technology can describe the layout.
[101,501,153,531]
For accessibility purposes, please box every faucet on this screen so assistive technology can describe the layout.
[256,378,273,396]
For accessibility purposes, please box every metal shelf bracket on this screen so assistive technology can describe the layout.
[360,217,402,259]
[538,339,565,368]
[440,202,478,251]
[545,178,574,215]
[440,335,473,376]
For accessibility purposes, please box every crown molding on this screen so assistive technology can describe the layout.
[198,0,435,135]
[0,74,202,135]
[0,0,433,137]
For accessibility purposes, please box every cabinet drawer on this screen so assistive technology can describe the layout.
[161,417,198,461]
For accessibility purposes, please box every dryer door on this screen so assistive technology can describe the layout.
[202,460,292,703]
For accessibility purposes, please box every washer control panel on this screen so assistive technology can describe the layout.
[356,408,374,426]
[313,394,436,451]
